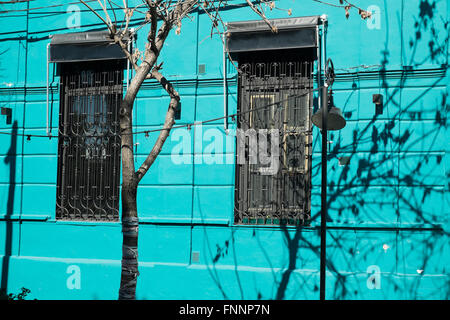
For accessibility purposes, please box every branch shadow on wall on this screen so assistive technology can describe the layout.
[305,0,449,299]
[197,0,448,300]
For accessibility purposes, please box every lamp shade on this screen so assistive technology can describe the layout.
[312,106,346,131]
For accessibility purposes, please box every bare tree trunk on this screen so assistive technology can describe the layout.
[117,64,152,299]
[118,95,139,300]
[118,183,139,300]
[117,67,180,300]
[117,23,174,299]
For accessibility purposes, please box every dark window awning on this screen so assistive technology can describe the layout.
[226,16,321,55]
[49,31,129,63]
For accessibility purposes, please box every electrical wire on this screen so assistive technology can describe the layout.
[0,0,97,14]
[0,87,321,140]
[0,0,249,15]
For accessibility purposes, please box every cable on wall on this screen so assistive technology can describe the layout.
[0,87,321,140]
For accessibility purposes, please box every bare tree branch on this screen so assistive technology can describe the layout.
[79,0,113,32]
[311,0,372,19]
[106,0,118,25]
[97,0,113,26]
[136,68,180,182]
[245,0,277,33]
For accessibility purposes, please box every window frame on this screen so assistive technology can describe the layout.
[234,60,314,226]
[55,60,124,222]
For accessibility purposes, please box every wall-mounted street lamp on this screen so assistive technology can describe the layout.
[311,58,346,300]
[312,92,346,130]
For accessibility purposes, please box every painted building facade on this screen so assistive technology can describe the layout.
[0,0,448,299]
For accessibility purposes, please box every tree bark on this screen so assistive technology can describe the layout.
[118,95,139,300]
[117,61,152,299]
[118,184,139,300]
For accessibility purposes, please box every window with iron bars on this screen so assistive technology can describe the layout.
[56,60,124,221]
[234,60,313,226]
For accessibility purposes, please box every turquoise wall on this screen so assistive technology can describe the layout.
[0,0,448,299]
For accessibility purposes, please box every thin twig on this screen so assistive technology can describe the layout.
[245,0,277,32]
[79,0,113,33]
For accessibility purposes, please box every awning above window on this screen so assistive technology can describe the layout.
[49,31,129,63]
[226,16,321,54]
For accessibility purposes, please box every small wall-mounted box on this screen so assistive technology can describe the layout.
[192,251,200,263]
[373,94,383,115]
[1,107,12,124]
[198,64,206,74]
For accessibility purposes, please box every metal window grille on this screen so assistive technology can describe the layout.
[235,60,314,226]
[56,61,123,221]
